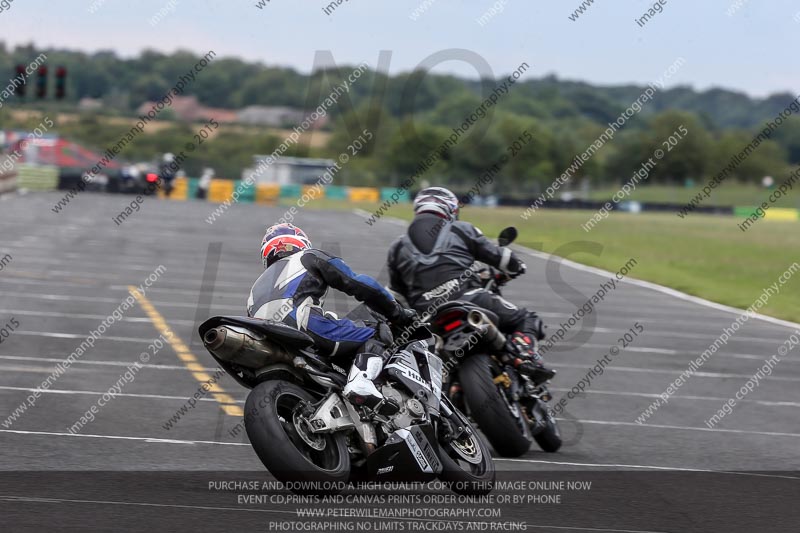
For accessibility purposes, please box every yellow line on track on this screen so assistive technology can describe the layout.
[128,286,243,416]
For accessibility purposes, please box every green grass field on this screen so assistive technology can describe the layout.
[583,183,800,209]
[296,199,800,323]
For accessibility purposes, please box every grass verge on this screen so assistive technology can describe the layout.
[299,199,800,323]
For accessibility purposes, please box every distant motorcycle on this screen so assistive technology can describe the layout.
[426,227,561,457]
[199,309,495,494]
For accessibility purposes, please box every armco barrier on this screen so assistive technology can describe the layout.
[348,187,380,202]
[196,183,382,204]
[169,177,189,200]
[0,170,17,195]
[256,183,280,203]
[381,187,410,202]
[238,180,257,203]
[280,184,302,199]
[326,185,348,200]
[17,164,58,191]
[198,182,382,204]
[186,177,200,199]
[207,179,235,202]
[302,185,325,201]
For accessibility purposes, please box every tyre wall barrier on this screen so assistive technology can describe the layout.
[35,172,795,221]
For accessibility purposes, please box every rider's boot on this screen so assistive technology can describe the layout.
[508,332,555,386]
[343,353,399,415]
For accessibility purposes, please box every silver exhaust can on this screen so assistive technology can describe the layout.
[203,326,293,368]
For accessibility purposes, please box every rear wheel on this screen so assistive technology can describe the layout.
[458,354,533,457]
[244,380,350,494]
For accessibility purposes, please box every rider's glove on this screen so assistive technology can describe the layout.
[508,261,527,279]
[531,315,546,341]
[390,306,419,328]
[494,272,512,285]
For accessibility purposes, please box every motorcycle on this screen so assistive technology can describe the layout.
[199,309,495,495]
[426,227,562,457]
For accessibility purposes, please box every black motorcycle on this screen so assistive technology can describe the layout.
[426,227,561,457]
[199,309,495,494]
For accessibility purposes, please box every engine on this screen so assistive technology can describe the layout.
[380,384,428,431]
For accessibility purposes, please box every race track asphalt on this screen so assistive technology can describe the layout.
[0,191,798,532]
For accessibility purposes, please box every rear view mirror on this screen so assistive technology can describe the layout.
[498,227,518,246]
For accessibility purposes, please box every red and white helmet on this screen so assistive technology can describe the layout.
[413,187,459,221]
[260,223,312,268]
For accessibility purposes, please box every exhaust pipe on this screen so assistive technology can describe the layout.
[467,310,506,350]
[203,328,225,351]
[203,326,293,368]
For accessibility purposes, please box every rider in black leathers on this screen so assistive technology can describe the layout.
[387,187,555,384]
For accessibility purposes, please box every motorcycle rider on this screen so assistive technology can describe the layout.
[159,153,178,197]
[387,187,555,384]
[248,223,417,414]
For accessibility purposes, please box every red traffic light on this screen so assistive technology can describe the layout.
[36,66,48,99]
[14,65,26,97]
[55,66,67,99]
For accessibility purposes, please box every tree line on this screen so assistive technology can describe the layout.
[1,43,798,192]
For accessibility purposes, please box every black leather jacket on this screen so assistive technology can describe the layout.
[387,213,524,311]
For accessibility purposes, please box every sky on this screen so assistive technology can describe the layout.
[0,0,798,98]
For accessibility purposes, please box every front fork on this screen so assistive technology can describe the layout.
[522,377,555,435]
[438,395,473,442]
[499,363,524,406]
[500,363,554,435]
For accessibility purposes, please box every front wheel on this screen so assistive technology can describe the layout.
[244,380,351,493]
[534,415,562,453]
[437,404,495,495]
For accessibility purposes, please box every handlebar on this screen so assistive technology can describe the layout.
[482,265,513,292]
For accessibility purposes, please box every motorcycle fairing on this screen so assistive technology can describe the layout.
[366,423,442,480]
[384,340,443,412]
